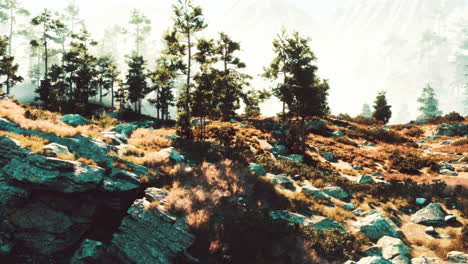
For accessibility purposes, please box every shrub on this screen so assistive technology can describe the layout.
[389,151,438,175]
[426,112,465,124]
[405,127,424,137]
[91,112,118,128]
[347,127,415,145]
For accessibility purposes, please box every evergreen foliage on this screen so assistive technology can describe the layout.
[372,91,392,124]
[417,84,442,118]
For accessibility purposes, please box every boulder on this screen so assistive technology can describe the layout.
[101,131,127,145]
[322,152,336,162]
[113,124,138,138]
[101,168,142,192]
[70,239,104,264]
[333,130,345,137]
[440,169,458,176]
[359,175,374,184]
[416,198,427,206]
[353,165,363,170]
[144,188,169,205]
[425,226,436,234]
[353,212,401,241]
[288,154,304,163]
[376,236,411,260]
[3,155,104,193]
[105,193,195,264]
[301,185,330,201]
[266,173,295,191]
[322,185,349,200]
[447,251,468,263]
[391,255,410,264]
[42,143,72,158]
[353,208,366,216]
[410,257,441,264]
[60,114,90,126]
[157,147,184,164]
[273,145,289,156]
[410,203,445,226]
[248,163,267,177]
[311,217,346,232]
[440,163,455,171]
[269,210,312,226]
[345,203,356,210]
[363,246,383,257]
[357,256,392,264]
[433,123,468,137]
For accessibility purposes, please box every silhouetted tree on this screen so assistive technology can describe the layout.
[125,54,148,114]
[372,91,392,124]
[417,84,442,118]
[0,35,23,94]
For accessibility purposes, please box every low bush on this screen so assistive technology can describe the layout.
[388,151,438,174]
[405,127,424,137]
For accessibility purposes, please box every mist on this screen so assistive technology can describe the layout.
[3,0,468,124]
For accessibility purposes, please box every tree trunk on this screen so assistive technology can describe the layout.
[186,32,191,113]
[111,79,114,109]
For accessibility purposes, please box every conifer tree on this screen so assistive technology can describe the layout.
[149,56,175,120]
[125,54,148,114]
[372,91,392,124]
[360,103,372,118]
[417,84,442,118]
[264,30,330,153]
[129,9,151,55]
[0,35,23,94]
[96,55,118,106]
[168,0,207,139]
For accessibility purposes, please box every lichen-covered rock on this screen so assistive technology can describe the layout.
[266,173,295,191]
[248,163,266,177]
[158,147,184,164]
[391,255,410,264]
[144,188,169,205]
[410,203,445,226]
[323,185,349,200]
[113,124,138,138]
[3,155,104,193]
[301,184,330,201]
[42,143,72,158]
[376,236,411,260]
[357,256,392,264]
[269,210,311,226]
[353,212,401,241]
[60,114,90,126]
[70,239,104,264]
[363,246,383,257]
[105,195,195,264]
[100,168,141,192]
[447,251,468,263]
[359,175,374,184]
[433,123,468,137]
[311,217,346,232]
[101,131,127,145]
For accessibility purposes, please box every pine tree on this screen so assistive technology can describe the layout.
[372,91,392,124]
[96,55,118,106]
[149,56,175,120]
[125,54,148,114]
[417,84,442,118]
[215,32,250,120]
[242,89,271,118]
[0,0,29,94]
[360,103,372,118]
[264,30,330,153]
[114,78,128,109]
[0,35,23,94]
[129,9,151,55]
[168,0,207,139]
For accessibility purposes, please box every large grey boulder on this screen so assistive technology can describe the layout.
[70,239,104,264]
[3,155,104,193]
[376,236,411,260]
[105,192,195,264]
[42,142,72,157]
[323,185,349,200]
[447,251,468,263]
[411,257,441,264]
[410,203,445,226]
[357,256,392,264]
[353,212,401,241]
[61,114,90,126]
[266,173,295,191]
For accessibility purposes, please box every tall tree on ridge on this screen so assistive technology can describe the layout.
[129,9,151,56]
[417,84,442,118]
[0,35,23,94]
[126,54,148,114]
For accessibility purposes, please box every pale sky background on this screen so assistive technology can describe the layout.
[5,0,468,123]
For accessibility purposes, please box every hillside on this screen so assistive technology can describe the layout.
[0,98,466,263]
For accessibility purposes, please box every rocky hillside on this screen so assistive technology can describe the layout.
[0,99,467,264]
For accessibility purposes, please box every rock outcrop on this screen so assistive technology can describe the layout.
[60,114,90,126]
[322,185,349,200]
[410,203,446,226]
[447,251,468,263]
[353,212,401,241]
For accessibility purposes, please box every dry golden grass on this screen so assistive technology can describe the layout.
[55,153,76,161]
[142,151,169,167]
[77,157,98,166]
[386,173,468,188]
[186,209,211,231]
[128,128,173,151]
[145,200,160,211]
[112,160,134,171]
[0,131,49,153]
[434,144,468,153]
[0,100,103,138]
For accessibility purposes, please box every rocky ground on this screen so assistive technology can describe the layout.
[0,100,466,264]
